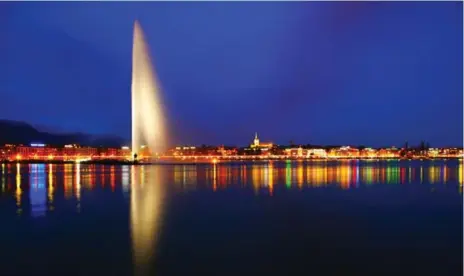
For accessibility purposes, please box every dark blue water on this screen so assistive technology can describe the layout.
[0,160,462,276]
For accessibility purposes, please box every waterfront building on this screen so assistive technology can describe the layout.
[328,146,360,159]
[0,144,131,161]
[428,148,440,158]
[285,147,307,158]
[307,148,328,159]
[217,146,238,156]
[0,141,461,162]
[171,146,197,156]
[377,147,400,159]
[62,144,97,160]
[250,132,273,150]
[360,148,377,159]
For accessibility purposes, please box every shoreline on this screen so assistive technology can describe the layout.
[0,157,461,166]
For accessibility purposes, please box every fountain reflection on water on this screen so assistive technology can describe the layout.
[130,165,166,276]
[130,19,169,273]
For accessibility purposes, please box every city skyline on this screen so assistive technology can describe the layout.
[0,2,462,147]
[0,118,462,149]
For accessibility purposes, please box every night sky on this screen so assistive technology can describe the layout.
[1,2,462,147]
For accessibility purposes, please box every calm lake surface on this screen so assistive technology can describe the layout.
[0,160,462,276]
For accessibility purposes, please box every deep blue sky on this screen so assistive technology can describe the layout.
[0,2,462,147]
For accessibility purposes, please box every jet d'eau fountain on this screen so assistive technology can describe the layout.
[131,20,168,159]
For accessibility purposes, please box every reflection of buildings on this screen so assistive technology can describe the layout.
[48,164,54,210]
[15,163,22,213]
[75,163,81,212]
[172,165,198,189]
[29,164,46,217]
[459,161,463,186]
[2,162,462,219]
[64,164,73,199]
[122,165,130,195]
[200,162,461,192]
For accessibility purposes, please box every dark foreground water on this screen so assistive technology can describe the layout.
[0,160,462,276]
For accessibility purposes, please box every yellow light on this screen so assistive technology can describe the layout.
[48,154,54,160]
[48,164,54,203]
[212,158,218,164]
[16,154,21,160]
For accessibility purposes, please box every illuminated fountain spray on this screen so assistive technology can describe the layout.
[132,20,167,157]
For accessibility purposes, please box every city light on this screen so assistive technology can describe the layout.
[0,132,462,163]
[30,143,45,147]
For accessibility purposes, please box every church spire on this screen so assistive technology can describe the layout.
[253,132,260,147]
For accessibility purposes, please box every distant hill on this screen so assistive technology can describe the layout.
[0,119,127,148]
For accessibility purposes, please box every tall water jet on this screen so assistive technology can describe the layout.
[131,20,167,156]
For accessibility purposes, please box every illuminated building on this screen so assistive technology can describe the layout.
[249,132,273,150]
[171,146,197,156]
[0,144,132,162]
[307,149,328,159]
[377,147,400,159]
[0,140,461,162]
[241,132,274,156]
[16,144,58,160]
[62,144,97,161]
[428,148,440,158]
[360,148,377,158]
[285,147,308,158]
[120,146,132,158]
[137,145,152,159]
[217,146,237,156]
[328,146,360,159]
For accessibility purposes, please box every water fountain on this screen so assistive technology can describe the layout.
[131,20,167,159]
[130,21,167,275]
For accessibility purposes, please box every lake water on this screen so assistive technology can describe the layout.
[0,160,462,276]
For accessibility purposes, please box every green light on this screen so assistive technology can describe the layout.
[386,167,391,184]
[365,167,373,185]
[286,162,291,188]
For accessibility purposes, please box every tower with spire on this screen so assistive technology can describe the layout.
[253,132,260,147]
[249,132,273,150]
